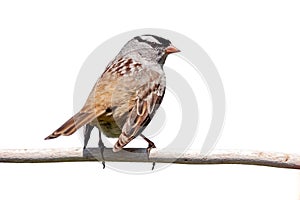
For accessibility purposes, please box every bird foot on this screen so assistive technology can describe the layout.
[98,141,106,169]
[146,142,156,170]
[140,134,156,170]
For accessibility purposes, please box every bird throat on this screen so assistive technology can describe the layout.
[158,54,168,66]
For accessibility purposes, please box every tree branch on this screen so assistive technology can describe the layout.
[0,148,299,170]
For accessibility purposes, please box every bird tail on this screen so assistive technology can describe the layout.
[44,111,96,140]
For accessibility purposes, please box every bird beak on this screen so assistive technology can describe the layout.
[165,45,180,54]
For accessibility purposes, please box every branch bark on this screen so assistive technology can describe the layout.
[0,148,299,170]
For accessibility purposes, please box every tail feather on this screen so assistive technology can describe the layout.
[45,111,96,140]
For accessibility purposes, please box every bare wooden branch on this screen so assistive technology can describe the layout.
[0,148,299,170]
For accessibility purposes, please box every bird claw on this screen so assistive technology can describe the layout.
[99,142,106,169]
[151,162,156,170]
[146,143,156,170]
[140,134,156,170]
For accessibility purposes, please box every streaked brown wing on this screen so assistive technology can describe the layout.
[113,78,165,152]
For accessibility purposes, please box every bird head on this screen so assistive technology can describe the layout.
[120,34,180,65]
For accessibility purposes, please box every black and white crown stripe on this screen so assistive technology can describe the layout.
[135,35,171,48]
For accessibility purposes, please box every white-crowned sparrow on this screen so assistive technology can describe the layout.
[45,35,180,167]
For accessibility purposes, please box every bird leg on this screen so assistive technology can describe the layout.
[140,134,156,170]
[83,124,105,169]
[83,124,94,149]
[98,129,106,169]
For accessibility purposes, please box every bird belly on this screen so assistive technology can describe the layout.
[97,119,122,138]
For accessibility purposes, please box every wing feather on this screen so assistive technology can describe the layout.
[113,78,165,152]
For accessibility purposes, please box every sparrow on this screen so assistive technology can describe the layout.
[45,34,180,168]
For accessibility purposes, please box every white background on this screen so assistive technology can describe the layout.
[0,0,300,199]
